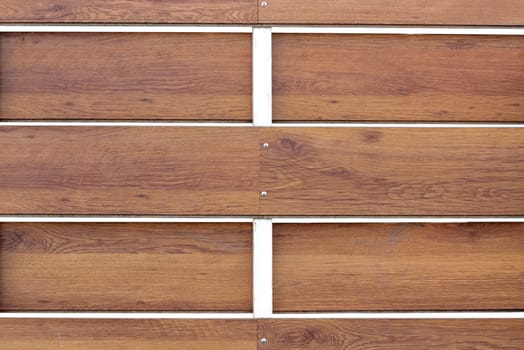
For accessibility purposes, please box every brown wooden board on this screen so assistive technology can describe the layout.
[0,33,251,121]
[0,222,252,311]
[0,319,256,349]
[273,35,524,122]
[258,319,524,350]
[259,0,524,25]
[259,128,524,216]
[274,223,524,312]
[0,0,257,23]
[0,127,259,215]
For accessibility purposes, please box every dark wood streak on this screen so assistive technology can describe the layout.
[0,223,251,254]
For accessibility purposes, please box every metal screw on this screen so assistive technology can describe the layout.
[260,338,268,345]
[260,1,268,7]
[262,142,270,149]
[260,191,268,198]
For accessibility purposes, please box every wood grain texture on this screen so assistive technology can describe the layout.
[0,33,251,120]
[259,0,524,25]
[274,223,524,311]
[259,128,524,216]
[259,319,524,350]
[273,35,524,122]
[0,127,258,215]
[0,319,256,350]
[0,222,252,311]
[0,0,257,23]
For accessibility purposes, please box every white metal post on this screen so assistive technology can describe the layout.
[253,219,273,318]
[252,27,272,126]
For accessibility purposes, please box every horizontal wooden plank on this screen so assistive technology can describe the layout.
[0,222,252,311]
[0,319,256,350]
[273,35,524,122]
[259,0,524,25]
[274,223,524,311]
[0,33,251,120]
[259,319,524,350]
[0,0,257,23]
[259,128,524,216]
[0,127,258,215]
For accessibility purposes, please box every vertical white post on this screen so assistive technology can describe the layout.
[252,27,272,126]
[253,219,273,318]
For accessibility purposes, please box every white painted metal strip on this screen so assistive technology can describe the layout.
[273,217,524,224]
[252,27,273,127]
[2,25,521,35]
[4,122,522,128]
[0,217,253,223]
[272,26,524,35]
[0,312,521,319]
[0,122,253,127]
[1,25,522,36]
[1,217,522,224]
[274,312,524,319]
[253,219,273,318]
[0,25,252,33]
[0,313,254,319]
[271,123,524,128]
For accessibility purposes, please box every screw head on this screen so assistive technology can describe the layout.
[262,142,270,149]
[260,1,268,7]
[260,338,268,345]
[260,191,268,198]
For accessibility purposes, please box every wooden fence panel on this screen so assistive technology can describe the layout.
[0,319,256,350]
[259,320,524,350]
[0,0,257,23]
[259,128,524,216]
[0,222,252,311]
[259,0,524,25]
[274,223,524,311]
[0,127,259,215]
[273,35,524,122]
[0,33,251,120]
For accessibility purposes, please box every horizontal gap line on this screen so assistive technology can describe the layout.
[0,312,254,319]
[0,312,522,319]
[0,122,253,127]
[0,25,252,33]
[1,25,523,36]
[272,26,524,35]
[0,216,254,223]
[1,122,523,128]
[0,217,523,223]
[274,312,524,319]
[272,217,524,223]
[271,123,524,128]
